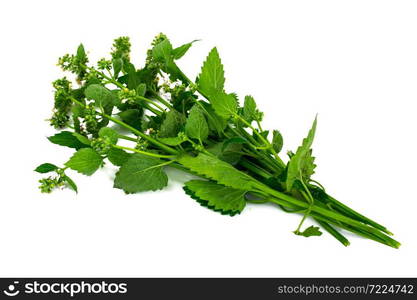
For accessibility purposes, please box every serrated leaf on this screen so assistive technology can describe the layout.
[199,101,227,135]
[286,117,317,191]
[48,131,89,150]
[114,154,168,193]
[302,150,316,178]
[112,58,123,78]
[98,127,118,144]
[185,105,209,142]
[295,225,322,237]
[243,95,256,122]
[178,153,257,190]
[34,163,58,173]
[210,92,238,119]
[172,40,199,60]
[272,130,283,153]
[63,175,78,193]
[107,148,131,166]
[65,148,103,176]
[198,47,225,97]
[158,110,186,138]
[159,135,187,146]
[184,180,247,216]
[72,132,91,146]
[84,84,115,109]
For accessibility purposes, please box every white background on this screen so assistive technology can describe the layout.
[0,0,416,277]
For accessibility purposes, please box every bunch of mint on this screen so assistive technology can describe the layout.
[35,34,399,248]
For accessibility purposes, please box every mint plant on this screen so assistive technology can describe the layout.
[35,34,400,248]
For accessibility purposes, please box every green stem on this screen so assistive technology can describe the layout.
[228,125,283,173]
[103,113,178,155]
[70,97,178,155]
[87,66,123,89]
[243,156,392,239]
[118,134,137,142]
[112,145,176,159]
[256,120,263,132]
[235,114,284,165]
[86,66,163,116]
[150,91,174,109]
[310,179,326,192]
[176,61,287,168]
[311,213,399,248]
[324,193,392,235]
[177,65,282,164]
[136,95,165,112]
[239,159,272,179]
[315,219,350,247]
[266,193,395,245]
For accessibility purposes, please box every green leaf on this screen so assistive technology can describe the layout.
[242,95,263,123]
[136,83,146,97]
[199,101,227,135]
[76,44,86,61]
[112,58,123,78]
[184,180,247,216]
[286,117,317,191]
[222,137,248,152]
[72,132,91,146]
[63,175,78,193]
[178,153,257,190]
[34,163,58,173]
[198,47,225,97]
[210,92,238,119]
[272,130,283,153]
[114,154,169,193]
[172,40,199,60]
[295,225,323,237]
[185,105,209,142]
[158,110,186,138]
[118,109,142,130]
[65,148,103,176]
[301,150,316,180]
[123,61,136,74]
[159,135,187,146]
[99,127,118,144]
[84,84,115,109]
[127,69,140,90]
[207,141,242,165]
[48,131,89,150]
[254,130,269,145]
[243,95,256,122]
[152,39,173,63]
[152,38,183,81]
[107,148,131,166]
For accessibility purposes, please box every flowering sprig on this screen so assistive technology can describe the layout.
[35,165,77,193]
[57,44,88,81]
[50,77,72,128]
[97,58,112,71]
[111,36,131,61]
